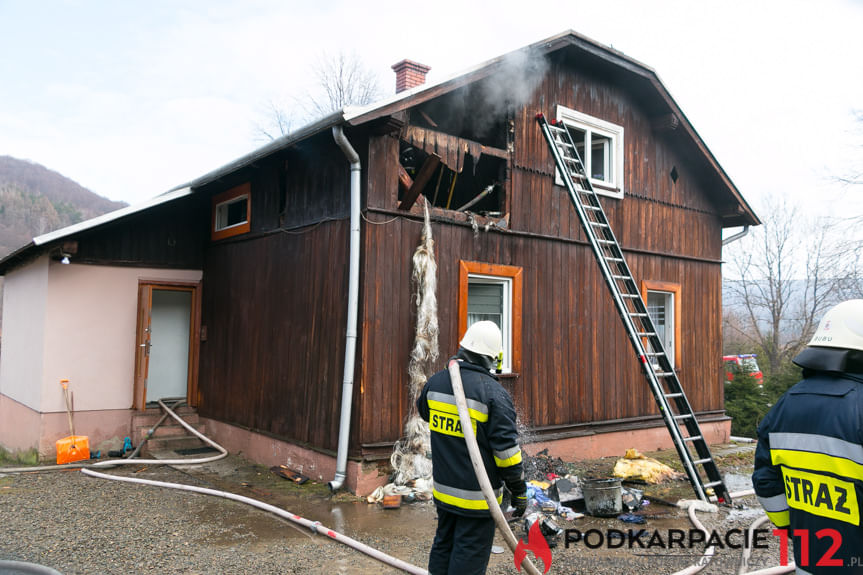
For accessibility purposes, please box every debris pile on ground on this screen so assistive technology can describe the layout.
[612,448,684,483]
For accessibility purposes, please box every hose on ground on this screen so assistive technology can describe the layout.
[4,400,428,575]
[448,360,542,575]
[81,467,427,575]
[671,488,794,575]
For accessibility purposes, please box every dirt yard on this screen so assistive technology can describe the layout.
[0,443,787,574]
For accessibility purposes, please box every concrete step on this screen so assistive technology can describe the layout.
[134,421,206,442]
[144,434,210,453]
[131,406,199,428]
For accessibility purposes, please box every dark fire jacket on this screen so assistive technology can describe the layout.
[417,359,526,517]
[752,371,863,574]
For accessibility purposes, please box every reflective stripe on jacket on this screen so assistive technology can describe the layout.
[752,372,863,574]
[418,359,525,517]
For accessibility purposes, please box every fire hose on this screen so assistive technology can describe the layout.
[448,359,542,575]
[3,399,427,575]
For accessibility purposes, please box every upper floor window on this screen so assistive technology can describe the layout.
[211,183,251,241]
[555,105,624,198]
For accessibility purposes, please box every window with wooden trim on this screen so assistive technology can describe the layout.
[211,183,251,241]
[555,105,624,198]
[640,280,681,369]
[458,261,523,373]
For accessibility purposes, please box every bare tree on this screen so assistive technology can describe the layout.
[834,110,863,187]
[303,51,382,118]
[724,197,836,375]
[257,51,382,141]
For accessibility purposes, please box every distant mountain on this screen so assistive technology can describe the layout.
[0,156,127,258]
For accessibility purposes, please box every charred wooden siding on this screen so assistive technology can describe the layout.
[197,135,353,451]
[72,196,207,268]
[358,58,725,449]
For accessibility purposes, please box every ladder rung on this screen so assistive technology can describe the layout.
[621,294,640,298]
[591,222,609,227]
[646,352,666,357]
[584,205,601,211]
[693,458,711,466]
[673,414,693,421]
[683,435,702,443]
[664,393,683,398]
[629,312,647,317]
[655,371,675,377]
[605,257,623,263]
[637,332,656,337]
[612,275,630,280]
[703,481,724,489]
[597,239,615,245]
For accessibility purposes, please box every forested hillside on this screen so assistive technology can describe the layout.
[0,156,127,258]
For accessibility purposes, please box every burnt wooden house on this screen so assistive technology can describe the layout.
[0,31,758,493]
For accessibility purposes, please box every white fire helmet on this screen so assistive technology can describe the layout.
[808,299,863,352]
[460,320,503,359]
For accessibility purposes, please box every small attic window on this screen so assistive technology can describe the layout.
[670,166,679,184]
[212,183,251,241]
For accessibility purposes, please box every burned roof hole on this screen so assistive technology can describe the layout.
[398,142,505,214]
[670,166,679,184]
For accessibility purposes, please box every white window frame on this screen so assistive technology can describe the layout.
[646,289,675,367]
[555,105,625,199]
[467,274,513,373]
[214,194,249,232]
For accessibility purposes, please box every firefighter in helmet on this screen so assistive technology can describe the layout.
[418,320,527,574]
[752,299,863,574]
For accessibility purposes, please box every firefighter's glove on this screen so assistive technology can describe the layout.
[511,492,528,518]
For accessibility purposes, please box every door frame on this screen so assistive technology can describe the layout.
[133,280,202,410]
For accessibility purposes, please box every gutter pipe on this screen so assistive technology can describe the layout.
[722,225,750,246]
[329,125,362,492]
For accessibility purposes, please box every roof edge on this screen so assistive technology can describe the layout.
[178,110,347,192]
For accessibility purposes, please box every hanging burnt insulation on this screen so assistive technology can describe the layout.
[385,200,438,494]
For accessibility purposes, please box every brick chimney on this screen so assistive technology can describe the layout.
[391,59,431,93]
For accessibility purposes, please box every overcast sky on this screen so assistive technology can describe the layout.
[1,0,861,225]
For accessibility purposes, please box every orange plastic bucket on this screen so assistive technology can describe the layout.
[56,435,90,464]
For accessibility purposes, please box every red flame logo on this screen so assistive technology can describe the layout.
[514,520,552,573]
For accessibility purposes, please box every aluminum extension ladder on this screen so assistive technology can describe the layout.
[536,113,731,504]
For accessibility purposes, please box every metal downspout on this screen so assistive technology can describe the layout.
[722,225,750,246]
[329,125,361,492]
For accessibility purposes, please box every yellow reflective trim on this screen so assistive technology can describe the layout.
[780,467,859,525]
[771,448,863,481]
[494,450,523,468]
[427,399,488,423]
[429,410,476,438]
[433,488,503,510]
[765,510,790,528]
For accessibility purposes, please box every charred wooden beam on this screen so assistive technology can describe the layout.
[398,153,441,211]
[370,112,406,136]
[398,165,413,195]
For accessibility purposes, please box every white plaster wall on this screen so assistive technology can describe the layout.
[41,263,202,413]
[0,255,49,410]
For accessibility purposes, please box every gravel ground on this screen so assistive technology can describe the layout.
[0,448,786,574]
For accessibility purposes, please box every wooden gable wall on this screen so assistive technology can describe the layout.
[196,136,354,452]
[357,56,725,453]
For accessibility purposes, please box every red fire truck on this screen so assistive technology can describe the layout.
[723,354,764,386]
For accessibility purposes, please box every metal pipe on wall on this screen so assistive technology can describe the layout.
[329,125,362,492]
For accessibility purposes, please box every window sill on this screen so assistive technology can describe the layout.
[496,372,520,381]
